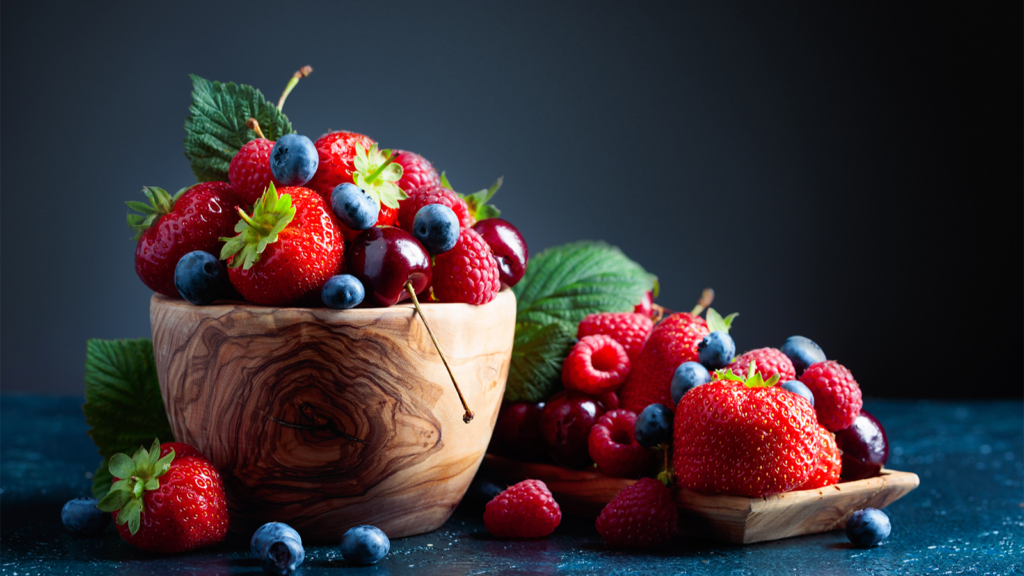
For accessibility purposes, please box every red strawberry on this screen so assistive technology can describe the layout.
[562,335,631,394]
[129,183,241,298]
[795,425,842,490]
[229,138,281,206]
[306,130,377,202]
[432,228,501,304]
[221,184,344,306]
[397,185,474,233]
[587,409,653,478]
[672,370,819,497]
[725,348,796,384]
[577,312,654,362]
[595,477,677,549]
[799,360,863,432]
[393,149,441,192]
[619,312,709,413]
[483,479,562,538]
[97,439,228,553]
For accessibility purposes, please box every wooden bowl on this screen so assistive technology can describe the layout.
[149,288,516,541]
[482,454,919,544]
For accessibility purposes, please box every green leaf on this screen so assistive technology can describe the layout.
[183,74,293,182]
[505,322,575,402]
[440,172,452,189]
[83,339,175,464]
[108,453,135,480]
[91,461,113,500]
[96,487,127,512]
[461,177,503,221]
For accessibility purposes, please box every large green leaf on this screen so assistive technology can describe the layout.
[505,322,576,402]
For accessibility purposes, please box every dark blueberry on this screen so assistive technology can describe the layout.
[467,475,505,505]
[61,497,110,535]
[270,134,318,186]
[634,403,674,448]
[412,204,460,254]
[781,335,826,376]
[697,331,735,370]
[321,274,366,309]
[845,508,891,547]
[251,522,304,575]
[330,183,379,231]
[174,251,228,305]
[670,361,711,405]
[340,525,390,565]
[780,380,815,407]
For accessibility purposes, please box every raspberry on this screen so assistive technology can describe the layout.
[619,312,709,413]
[796,425,842,490]
[577,312,653,362]
[393,149,441,192]
[562,335,631,394]
[432,228,500,304]
[799,360,863,432]
[229,138,280,206]
[397,185,473,233]
[726,347,796,383]
[306,131,376,202]
[587,409,652,478]
[483,479,561,538]
[595,477,678,549]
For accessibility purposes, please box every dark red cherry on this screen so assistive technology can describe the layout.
[494,401,546,461]
[539,390,606,468]
[471,218,528,287]
[835,409,889,481]
[346,226,431,307]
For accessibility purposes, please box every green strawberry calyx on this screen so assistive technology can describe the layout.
[352,143,406,209]
[220,183,296,270]
[716,363,781,388]
[96,438,174,535]
[705,307,739,334]
[441,172,504,221]
[126,186,189,241]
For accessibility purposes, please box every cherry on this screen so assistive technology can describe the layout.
[540,390,606,468]
[472,218,528,287]
[835,409,889,481]
[493,401,546,461]
[346,226,431,307]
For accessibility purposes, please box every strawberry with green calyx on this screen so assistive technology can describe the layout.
[441,172,504,221]
[352,143,406,211]
[97,439,228,553]
[704,307,738,334]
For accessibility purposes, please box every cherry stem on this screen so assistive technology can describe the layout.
[363,150,401,184]
[690,287,715,316]
[277,65,313,111]
[247,118,266,140]
[404,282,474,424]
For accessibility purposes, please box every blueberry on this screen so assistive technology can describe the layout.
[845,508,891,547]
[780,380,815,407]
[270,134,318,186]
[634,403,673,448]
[412,204,460,254]
[251,522,304,575]
[340,525,390,565]
[781,335,826,376]
[174,251,229,305]
[697,331,735,370]
[61,497,110,535]
[670,361,711,405]
[330,183,379,231]
[321,274,365,309]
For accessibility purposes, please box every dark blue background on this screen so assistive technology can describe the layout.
[2,1,1020,396]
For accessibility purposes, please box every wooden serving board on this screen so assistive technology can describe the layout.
[482,453,919,544]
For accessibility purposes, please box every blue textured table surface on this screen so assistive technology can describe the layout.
[1,396,1021,575]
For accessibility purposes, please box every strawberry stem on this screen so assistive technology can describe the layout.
[364,151,401,185]
[277,65,313,111]
[690,288,715,316]
[247,118,266,140]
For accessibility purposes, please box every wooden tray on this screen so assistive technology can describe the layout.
[482,453,919,544]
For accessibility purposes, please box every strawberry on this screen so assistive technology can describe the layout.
[431,227,501,304]
[392,149,441,192]
[595,477,677,549]
[799,360,863,431]
[96,439,228,553]
[795,425,843,490]
[673,368,819,497]
[397,185,474,234]
[306,130,377,202]
[577,312,654,362]
[128,182,241,298]
[229,138,281,206]
[333,143,408,242]
[619,312,709,413]
[725,347,796,384]
[220,184,344,306]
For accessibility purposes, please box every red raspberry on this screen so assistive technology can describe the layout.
[397,185,474,233]
[228,138,280,206]
[799,360,863,431]
[619,312,709,413]
[577,312,653,362]
[393,149,441,192]
[432,228,501,304]
[483,479,561,538]
[726,347,796,383]
[587,409,652,478]
[306,131,376,202]
[595,477,678,549]
[562,335,631,394]
[796,426,842,490]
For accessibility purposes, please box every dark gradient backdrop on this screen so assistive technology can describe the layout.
[2,2,1020,397]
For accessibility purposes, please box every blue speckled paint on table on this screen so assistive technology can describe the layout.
[1,396,1021,575]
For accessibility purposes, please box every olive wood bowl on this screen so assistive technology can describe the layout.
[150,288,516,541]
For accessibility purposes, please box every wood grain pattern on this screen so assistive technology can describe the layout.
[150,289,516,541]
[482,454,920,544]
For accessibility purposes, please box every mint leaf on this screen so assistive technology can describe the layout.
[183,74,293,182]
[506,322,575,402]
